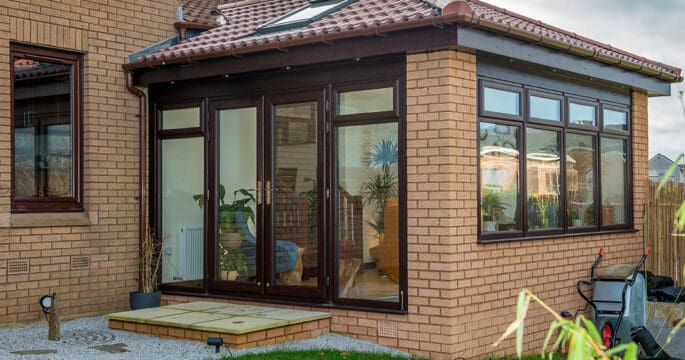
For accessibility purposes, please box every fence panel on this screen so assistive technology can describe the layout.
[646,181,685,285]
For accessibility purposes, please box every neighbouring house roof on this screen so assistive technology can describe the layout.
[127,0,681,83]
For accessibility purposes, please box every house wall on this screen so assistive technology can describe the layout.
[0,1,177,323]
[166,50,648,359]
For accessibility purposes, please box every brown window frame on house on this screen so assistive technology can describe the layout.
[477,78,633,243]
[10,44,83,213]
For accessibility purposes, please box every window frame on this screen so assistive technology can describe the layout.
[479,80,524,121]
[477,78,633,243]
[600,103,630,135]
[567,96,599,130]
[527,89,564,125]
[10,43,83,213]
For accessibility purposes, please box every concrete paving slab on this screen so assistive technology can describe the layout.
[206,304,278,316]
[167,301,232,312]
[250,308,331,324]
[191,316,288,334]
[147,312,232,327]
[106,307,188,321]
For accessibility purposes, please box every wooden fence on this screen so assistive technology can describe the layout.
[645,181,685,285]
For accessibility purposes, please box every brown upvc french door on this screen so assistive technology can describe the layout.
[263,90,326,300]
[207,98,263,294]
[206,90,327,300]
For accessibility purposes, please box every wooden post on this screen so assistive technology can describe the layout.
[48,293,60,341]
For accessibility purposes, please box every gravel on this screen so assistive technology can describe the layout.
[0,316,412,359]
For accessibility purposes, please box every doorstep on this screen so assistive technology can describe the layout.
[106,301,331,348]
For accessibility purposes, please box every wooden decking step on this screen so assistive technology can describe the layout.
[106,301,331,348]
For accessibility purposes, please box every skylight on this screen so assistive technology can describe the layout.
[256,0,356,34]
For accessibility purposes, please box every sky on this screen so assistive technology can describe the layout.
[483,0,685,160]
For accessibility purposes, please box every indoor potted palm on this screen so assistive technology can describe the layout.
[130,231,167,310]
[360,138,399,236]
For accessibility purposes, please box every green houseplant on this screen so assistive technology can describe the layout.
[193,185,255,248]
[481,188,506,232]
[360,138,399,236]
[220,248,248,281]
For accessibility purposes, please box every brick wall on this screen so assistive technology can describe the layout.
[0,1,177,324]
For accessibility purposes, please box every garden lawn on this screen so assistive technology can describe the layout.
[218,350,415,359]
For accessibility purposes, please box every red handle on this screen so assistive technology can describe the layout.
[644,247,650,255]
[599,248,605,256]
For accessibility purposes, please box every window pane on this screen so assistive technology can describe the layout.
[338,87,393,115]
[162,107,200,130]
[480,123,521,232]
[569,102,596,126]
[601,138,627,225]
[483,87,520,116]
[526,128,561,229]
[336,123,399,301]
[273,102,319,287]
[271,0,343,26]
[566,133,596,227]
[161,137,204,287]
[218,108,257,284]
[530,95,561,121]
[603,109,628,131]
[13,57,73,198]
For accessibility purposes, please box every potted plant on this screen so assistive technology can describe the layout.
[220,248,248,281]
[567,208,581,227]
[360,138,399,236]
[481,188,505,232]
[130,231,167,310]
[194,185,255,249]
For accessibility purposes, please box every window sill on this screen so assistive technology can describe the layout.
[0,211,95,228]
[478,228,638,244]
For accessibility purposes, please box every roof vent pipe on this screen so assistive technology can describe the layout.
[176,4,184,22]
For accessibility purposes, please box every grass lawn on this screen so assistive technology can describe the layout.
[217,350,565,359]
[218,350,414,359]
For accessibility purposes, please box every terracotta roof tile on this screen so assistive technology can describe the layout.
[134,0,680,81]
[180,0,220,27]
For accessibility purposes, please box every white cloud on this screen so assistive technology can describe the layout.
[482,0,685,159]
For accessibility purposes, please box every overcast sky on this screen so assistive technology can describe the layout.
[483,0,685,160]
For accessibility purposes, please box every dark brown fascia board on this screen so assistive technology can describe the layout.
[124,11,681,83]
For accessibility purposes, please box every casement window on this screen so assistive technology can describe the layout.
[11,44,82,212]
[478,80,631,241]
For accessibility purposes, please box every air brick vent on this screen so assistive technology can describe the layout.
[8,259,29,274]
[378,320,398,338]
[71,256,90,269]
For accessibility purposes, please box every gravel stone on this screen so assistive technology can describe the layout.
[0,316,412,359]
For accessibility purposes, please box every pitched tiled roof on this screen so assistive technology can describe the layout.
[179,0,225,28]
[130,0,681,82]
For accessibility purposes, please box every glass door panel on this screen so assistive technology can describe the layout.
[161,136,204,288]
[217,108,259,284]
[335,123,399,302]
[270,101,320,289]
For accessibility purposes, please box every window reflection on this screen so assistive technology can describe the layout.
[603,109,627,131]
[601,137,627,225]
[530,95,561,121]
[569,102,596,127]
[566,133,596,227]
[480,123,521,232]
[526,128,561,229]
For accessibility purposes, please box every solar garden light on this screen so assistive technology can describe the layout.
[207,337,228,354]
[39,292,60,341]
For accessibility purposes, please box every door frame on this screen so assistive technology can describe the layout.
[263,88,328,300]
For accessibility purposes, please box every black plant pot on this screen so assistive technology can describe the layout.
[129,291,161,310]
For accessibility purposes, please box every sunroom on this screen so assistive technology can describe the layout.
[123,0,681,357]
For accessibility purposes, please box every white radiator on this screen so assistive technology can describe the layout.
[179,226,204,281]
